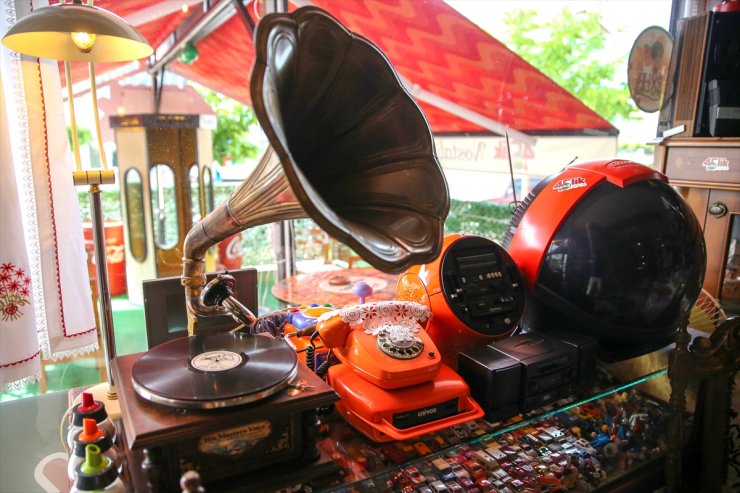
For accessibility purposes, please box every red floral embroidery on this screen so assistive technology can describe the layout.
[0,261,31,321]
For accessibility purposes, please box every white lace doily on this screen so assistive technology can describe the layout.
[317,301,431,344]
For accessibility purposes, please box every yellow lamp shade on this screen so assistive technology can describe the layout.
[2,2,152,62]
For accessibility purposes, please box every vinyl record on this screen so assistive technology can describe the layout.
[132,332,298,409]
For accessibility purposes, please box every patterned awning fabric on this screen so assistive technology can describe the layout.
[59,0,617,136]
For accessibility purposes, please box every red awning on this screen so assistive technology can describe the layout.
[57,0,617,137]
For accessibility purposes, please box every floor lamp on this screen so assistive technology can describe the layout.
[2,0,152,417]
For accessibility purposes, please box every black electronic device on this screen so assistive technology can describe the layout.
[493,333,579,411]
[694,10,740,136]
[540,328,599,393]
[708,79,740,136]
[457,346,521,422]
[458,331,593,422]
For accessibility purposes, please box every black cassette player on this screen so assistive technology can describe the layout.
[458,330,596,422]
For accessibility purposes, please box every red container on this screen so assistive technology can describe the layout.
[83,221,127,296]
[218,233,244,271]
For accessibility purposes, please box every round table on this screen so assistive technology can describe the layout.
[271,267,399,307]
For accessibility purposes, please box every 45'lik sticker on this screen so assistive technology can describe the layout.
[553,177,586,192]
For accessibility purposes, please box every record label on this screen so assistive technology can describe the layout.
[132,332,298,409]
[191,350,243,372]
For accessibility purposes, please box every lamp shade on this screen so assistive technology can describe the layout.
[2,2,152,62]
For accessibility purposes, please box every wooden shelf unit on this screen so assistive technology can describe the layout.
[655,137,739,305]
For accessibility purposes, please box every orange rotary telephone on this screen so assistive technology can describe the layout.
[315,301,483,442]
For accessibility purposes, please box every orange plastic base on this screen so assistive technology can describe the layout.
[328,363,483,442]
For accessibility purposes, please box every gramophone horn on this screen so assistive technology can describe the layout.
[182,6,448,332]
[251,7,448,270]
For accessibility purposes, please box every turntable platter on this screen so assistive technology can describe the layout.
[132,333,298,409]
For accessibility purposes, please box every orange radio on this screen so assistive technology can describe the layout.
[397,233,526,369]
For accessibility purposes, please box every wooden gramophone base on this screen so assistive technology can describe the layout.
[112,351,338,492]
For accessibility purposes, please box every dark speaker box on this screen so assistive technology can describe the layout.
[694,10,740,136]
[537,327,599,392]
[457,346,521,422]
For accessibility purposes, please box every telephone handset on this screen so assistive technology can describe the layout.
[315,301,442,389]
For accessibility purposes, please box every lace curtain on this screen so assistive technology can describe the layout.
[1,0,97,389]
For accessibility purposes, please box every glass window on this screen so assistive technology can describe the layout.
[124,168,146,262]
[188,164,201,223]
[203,166,214,214]
[149,164,178,249]
[2,0,685,404]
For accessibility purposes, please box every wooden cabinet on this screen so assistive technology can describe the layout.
[655,137,740,317]
[655,137,740,189]
[698,189,739,310]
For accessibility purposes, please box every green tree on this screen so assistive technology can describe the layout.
[502,9,637,123]
[196,86,260,163]
[66,126,93,147]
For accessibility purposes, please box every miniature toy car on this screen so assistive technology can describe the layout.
[429,480,449,492]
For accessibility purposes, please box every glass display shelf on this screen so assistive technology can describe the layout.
[0,349,676,493]
[309,362,674,493]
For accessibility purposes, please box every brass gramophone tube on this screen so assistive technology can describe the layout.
[181,148,304,334]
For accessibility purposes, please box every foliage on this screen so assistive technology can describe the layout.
[77,189,122,222]
[212,185,275,265]
[445,199,511,243]
[502,9,637,123]
[67,126,93,147]
[618,142,654,153]
[194,86,260,164]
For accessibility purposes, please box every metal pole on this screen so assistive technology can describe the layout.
[88,183,117,398]
[68,56,118,400]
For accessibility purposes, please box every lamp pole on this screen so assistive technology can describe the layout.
[66,58,119,407]
[2,0,153,415]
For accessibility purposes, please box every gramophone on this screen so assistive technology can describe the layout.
[112,7,450,491]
